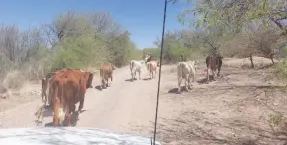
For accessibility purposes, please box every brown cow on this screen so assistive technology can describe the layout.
[43,69,93,107]
[100,63,115,89]
[51,70,94,126]
[37,69,94,126]
[205,54,223,83]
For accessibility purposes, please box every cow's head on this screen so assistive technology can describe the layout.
[111,64,116,70]
[144,54,151,63]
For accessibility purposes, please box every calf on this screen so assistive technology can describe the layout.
[205,54,223,83]
[100,63,115,89]
[177,61,197,93]
[147,61,158,79]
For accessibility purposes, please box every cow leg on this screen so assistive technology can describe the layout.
[206,68,210,84]
[63,95,71,127]
[48,85,53,108]
[178,77,182,93]
[217,63,222,77]
[138,71,141,80]
[193,71,196,83]
[64,107,71,127]
[110,75,113,86]
[71,104,76,113]
[131,71,134,80]
[216,58,222,77]
[212,70,216,81]
[53,98,61,126]
[188,74,192,90]
[154,69,157,79]
[78,94,85,112]
[41,78,46,104]
[101,79,105,89]
[106,78,109,87]
[185,74,189,91]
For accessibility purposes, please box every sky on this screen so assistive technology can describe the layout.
[0,0,191,49]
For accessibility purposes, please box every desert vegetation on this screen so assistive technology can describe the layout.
[0,11,143,98]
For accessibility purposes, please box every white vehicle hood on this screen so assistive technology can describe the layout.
[0,127,161,145]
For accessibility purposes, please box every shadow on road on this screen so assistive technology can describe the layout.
[168,87,188,94]
[142,78,152,81]
[95,85,103,91]
[125,78,137,82]
[197,76,216,84]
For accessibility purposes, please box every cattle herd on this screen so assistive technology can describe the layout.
[35,52,223,127]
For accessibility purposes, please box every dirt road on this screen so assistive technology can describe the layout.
[0,66,160,137]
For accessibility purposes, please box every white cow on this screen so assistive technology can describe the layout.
[177,60,197,93]
[129,55,150,80]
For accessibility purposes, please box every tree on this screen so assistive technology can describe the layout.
[177,0,287,36]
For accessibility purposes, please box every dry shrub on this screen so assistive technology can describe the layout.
[2,70,25,91]
[268,113,287,133]
[25,64,45,82]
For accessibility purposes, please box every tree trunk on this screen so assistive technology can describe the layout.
[249,54,254,68]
